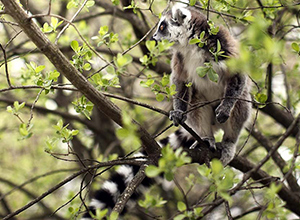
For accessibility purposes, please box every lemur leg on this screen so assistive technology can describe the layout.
[220,97,251,165]
[187,103,216,151]
[215,73,247,124]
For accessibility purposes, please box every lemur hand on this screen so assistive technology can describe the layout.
[169,110,187,126]
[215,104,230,124]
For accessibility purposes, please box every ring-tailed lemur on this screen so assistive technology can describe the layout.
[81,4,251,219]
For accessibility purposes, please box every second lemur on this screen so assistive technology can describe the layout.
[152,5,251,165]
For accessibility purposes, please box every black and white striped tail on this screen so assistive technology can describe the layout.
[81,128,195,219]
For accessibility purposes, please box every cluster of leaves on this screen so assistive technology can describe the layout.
[116,111,141,150]
[52,119,79,143]
[92,26,119,47]
[21,61,60,93]
[189,21,221,82]
[70,40,93,72]
[140,74,177,102]
[41,17,63,34]
[175,201,203,220]
[145,145,191,181]
[138,191,167,210]
[91,209,118,220]
[197,159,237,203]
[72,96,94,120]
[196,62,219,83]
[7,101,33,140]
[140,40,174,67]
[91,67,121,91]
[45,119,79,154]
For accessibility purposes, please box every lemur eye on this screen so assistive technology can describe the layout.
[160,24,165,31]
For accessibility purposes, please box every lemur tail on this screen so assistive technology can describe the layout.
[81,129,194,219]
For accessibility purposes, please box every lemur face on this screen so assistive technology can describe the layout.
[152,7,192,43]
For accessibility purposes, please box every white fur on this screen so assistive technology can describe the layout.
[102,181,119,195]
[169,133,181,149]
[178,46,227,101]
[133,152,147,161]
[117,165,134,184]
[89,198,106,209]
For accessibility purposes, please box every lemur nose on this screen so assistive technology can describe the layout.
[150,34,157,42]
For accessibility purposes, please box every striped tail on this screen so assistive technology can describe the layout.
[81,128,195,219]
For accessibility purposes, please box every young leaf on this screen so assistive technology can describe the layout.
[189,38,201,45]
[196,66,208,77]
[145,165,161,177]
[71,40,80,52]
[177,201,187,212]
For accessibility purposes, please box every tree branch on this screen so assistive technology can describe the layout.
[0,0,161,159]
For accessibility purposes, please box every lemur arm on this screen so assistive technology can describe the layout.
[215,73,247,123]
[170,77,190,126]
[169,52,190,126]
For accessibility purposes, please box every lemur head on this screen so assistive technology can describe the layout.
[152,7,193,44]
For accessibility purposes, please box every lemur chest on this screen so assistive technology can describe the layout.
[182,50,226,101]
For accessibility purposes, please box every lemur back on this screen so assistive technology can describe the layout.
[81,5,251,219]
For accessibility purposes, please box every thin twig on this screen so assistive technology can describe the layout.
[225,201,233,220]
[55,0,88,44]
[27,88,44,127]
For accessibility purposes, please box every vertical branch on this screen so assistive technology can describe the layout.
[207,0,211,20]
[47,0,52,15]
[266,63,273,102]
[0,43,12,87]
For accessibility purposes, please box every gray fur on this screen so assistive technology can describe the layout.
[153,6,251,165]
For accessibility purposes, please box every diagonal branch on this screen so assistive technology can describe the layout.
[0,0,161,160]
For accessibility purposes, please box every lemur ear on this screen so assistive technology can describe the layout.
[173,9,187,24]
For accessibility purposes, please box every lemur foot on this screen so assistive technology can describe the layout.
[169,110,187,126]
[215,104,230,124]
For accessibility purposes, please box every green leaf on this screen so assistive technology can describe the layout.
[164,171,174,181]
[111,0,120,6]
[211,159,223,175]
[42,22,53,33]
[217,40,221,52]
[291,42,300,52]
[207,68,219,82]
[177,201,186,212]
[139,55,149,65]
[255,93,268,104]
[156,93,165,102]
[109,211,119,220]
[146,40,156,52]
[48,70,60,80]
[190,0,196,6]
[145,165,161,177]
[189,38,201,45]
[99,25,109,36]
[83,63,91,71]
[196,66,208,77]
[194,207,203,216]
[174,214,186,220]
[86,0,95,7]
[115,53,133,68]
[71,40,80,52]
[35,65,45,73]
